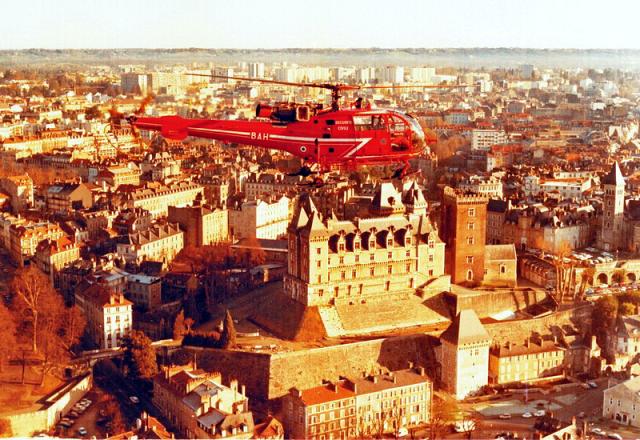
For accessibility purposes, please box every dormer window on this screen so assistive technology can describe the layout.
[387,238,393,247]
[355,241,361,250]
[339,243,345,252]
[369,240,375,249]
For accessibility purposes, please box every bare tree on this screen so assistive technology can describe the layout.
[12,267,58,353]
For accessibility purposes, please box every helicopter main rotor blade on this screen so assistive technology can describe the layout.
[185,72,338,91]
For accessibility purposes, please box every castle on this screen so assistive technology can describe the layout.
[284,181,450,307]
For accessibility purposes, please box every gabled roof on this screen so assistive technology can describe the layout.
[440,309,490,346]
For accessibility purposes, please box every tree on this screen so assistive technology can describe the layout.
[12,267,61,353]
[219,310,237,349]
[103,398,125,435]
[592,295,619,355]
[620,302,635,316]
[121,330,158,380]
[0,302,16,372]
[172,309,185,340]
[0,419,12,438]
[428,397,459,440]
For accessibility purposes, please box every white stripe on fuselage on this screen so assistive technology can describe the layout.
[188,128,372,157]
[189,128,251,136]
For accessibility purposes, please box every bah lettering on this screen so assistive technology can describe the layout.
[250,132,270,140]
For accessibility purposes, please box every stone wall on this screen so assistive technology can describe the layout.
[449,288,548,318]
[268,334,432,399]
[484,304,592,344]
[190,334,436,401]
[2,372,92,437]
[189,347,272,398]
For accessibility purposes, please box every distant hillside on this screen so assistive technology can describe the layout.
[1,48,639,69]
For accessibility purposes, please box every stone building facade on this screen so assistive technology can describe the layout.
[439,309,491,400]
[441,187,488,285]
[285,182,448,307]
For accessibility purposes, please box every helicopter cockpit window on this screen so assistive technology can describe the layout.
[353,115,372,131]
[371,115,385,130]
[390,116,407,134]
[354,115,385,131]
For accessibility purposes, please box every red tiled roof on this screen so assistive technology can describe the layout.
[299,383,355,406]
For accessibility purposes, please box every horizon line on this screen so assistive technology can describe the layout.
[2,46,640,51]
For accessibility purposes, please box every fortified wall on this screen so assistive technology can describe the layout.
[193,333,434,400]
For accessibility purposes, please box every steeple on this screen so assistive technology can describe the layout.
[602,161,625,187]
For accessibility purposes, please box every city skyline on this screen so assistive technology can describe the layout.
[4,0,640,50]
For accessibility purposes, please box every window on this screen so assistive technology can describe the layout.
[341,271,346,280]
[387,238,393,247]
[317,275,322,283]
[406,263,411,272]
[387,252,392,259]
[467,222,475,230]
[339,257,344,265]
[428,241,434,249]
[355,242,361,250]
[466,256,474,264]
[500,264,506,274]
[428,255,434,263]
[466,270,473,281]
[468,208,476,217]
[370,254,375,261]
[355,255,359,263]
[385,281,390,291]
[388,265,392,275]
[316,248,321,254]
[370,268,375,276]
[352,270,356,278]
[467,236,475,245]
[317,261,321,268]
[339,243,345,252]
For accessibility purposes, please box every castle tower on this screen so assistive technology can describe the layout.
[600,162,625,251]
[369,182,405,217]
[441,187,488,285]
[402,181,428,216]
[439,309,491,400]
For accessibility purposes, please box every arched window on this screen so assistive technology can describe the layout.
[466,270,473,281]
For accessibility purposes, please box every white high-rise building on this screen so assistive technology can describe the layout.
[409,67,436,83]
[355,67,375,84]
[380,65,404,83]
[248,62,265,78]
[213,67,235,82]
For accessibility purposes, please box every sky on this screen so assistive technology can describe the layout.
[3,0,640,50]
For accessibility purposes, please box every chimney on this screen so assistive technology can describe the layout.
[525,338,530,348]
[418,367,425,376]
[371,376,378,384]
[408,361,414,369]
[241,385,246,396]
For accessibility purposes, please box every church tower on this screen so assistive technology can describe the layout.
[600,162,625,251]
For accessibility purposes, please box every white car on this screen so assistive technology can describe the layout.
[78,427,87,436]
[522,412,533,418]
[591,427,604,435]
[607,434,622,440]
[534,409,545,417]
[498,413,512,419]
[129,395,140,404]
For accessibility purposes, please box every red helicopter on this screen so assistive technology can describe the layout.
[123,73,465,179]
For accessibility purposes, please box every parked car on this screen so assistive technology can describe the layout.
[78,427,87,436]
[68,411,80,419]
[522,412,533,418]
[607,433,622,440]
[587,381,598,388]
[534,409,545,417]
[129,395,140,404]
[591,427,604,435]
[499,413,512,419]
[578,411,585,418]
